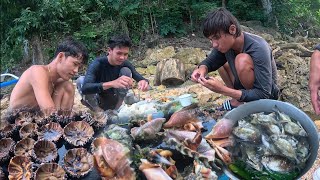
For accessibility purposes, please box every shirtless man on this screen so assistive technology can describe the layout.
[9,37,88,115]
[191,8,279,110]
[309,44,320,115]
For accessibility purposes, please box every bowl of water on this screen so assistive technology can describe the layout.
[223,99,319,180]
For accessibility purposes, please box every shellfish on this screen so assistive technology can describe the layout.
[261,155,294,173]
[19,123,38,139]
[8,155,33,180]
[33,140,57,163]
[102,124,133,150]
[35,163,66,180]
[0,137,15,162]
[63,121,94,146]
[15,111,34,127]
[139,159,173,180]
[163,105,200,128]
[38,122,63,142]
[205,118,236,139]
[14,138,35,157]
[0,123,16,138]
[92,137,135,179]
[63,148,93,178]
[131,118,166,141]
[165,130,216,168]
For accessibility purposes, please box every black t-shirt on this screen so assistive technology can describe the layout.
[81,56,147,96]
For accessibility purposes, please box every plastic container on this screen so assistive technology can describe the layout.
[223,99,319,180]
[178,94,192,107]
[151,111,164,119]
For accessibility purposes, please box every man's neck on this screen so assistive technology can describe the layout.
[232,33,244,54]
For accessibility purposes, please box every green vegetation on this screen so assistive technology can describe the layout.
[1,0,319,72]
[229,160,299,180]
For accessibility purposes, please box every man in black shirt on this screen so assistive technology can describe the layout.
[77,34,149,111]
[191,8,279,110]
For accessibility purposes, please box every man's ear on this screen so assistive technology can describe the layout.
[107,47,112,54]
[57,52,65,62]
[229,24,236,35]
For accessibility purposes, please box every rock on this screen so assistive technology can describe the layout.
[174,47,206,64]
[139,46,176,67]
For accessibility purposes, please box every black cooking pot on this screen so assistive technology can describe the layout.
[222,99,319,180]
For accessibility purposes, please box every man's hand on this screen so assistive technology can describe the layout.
[198,76,225,93]
[191,65,208,82]
[138,80,149,91]
[111,75,133,89]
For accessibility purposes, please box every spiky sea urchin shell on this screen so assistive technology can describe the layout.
[74,111,95,125]
[14,138,35,157]
[32,140,57,163]
[19,123,38,139]
[92,111,108,128]
[63,148,93,178]
[34,163,66,180]
[15,111,34,127]
[8,155,33,180]
[0,137,15,162]
[0,123,16,138]
[63,121,94,147]
[38,122,63,142]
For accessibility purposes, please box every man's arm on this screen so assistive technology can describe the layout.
[30,67,56,110]
[124,61,148,82]
[309,45,320,115]
[81,60,104,94]
[199,48,227,72]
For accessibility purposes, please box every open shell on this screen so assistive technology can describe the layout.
[33,140,57,163]
[0,137,15,162]
[15,111,34,127]
[38,122,63,142]
[0,123,16,138]
[8,155,33,180]
[63,121,94,147]
[19,123,38,139]
[63,148,93,178]
[35,163,66,180]
[14,138,35,157]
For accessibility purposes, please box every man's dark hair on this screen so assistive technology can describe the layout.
[203,8,241,38]
[54,37,88,64]
[108,34,132,49]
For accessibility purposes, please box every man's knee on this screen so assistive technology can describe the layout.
[60,81,75,94]
[235,53,253,72]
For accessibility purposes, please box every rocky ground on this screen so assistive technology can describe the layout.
[1,22,319,179]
